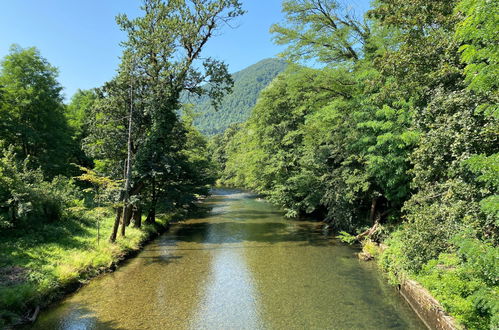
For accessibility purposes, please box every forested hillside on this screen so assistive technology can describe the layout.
[212,0,498,328]
[184,58,287,136]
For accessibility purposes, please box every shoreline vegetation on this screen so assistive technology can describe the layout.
[357,240,460,329]
[0,208,189,327]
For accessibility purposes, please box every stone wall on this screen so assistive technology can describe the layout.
[398,279,461,330]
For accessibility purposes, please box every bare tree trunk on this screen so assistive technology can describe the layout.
[369,197,377,225]
[133,206,142,228]
[109,208,122,243]
[119,70,135,238]
[145,178,157,225]
[356,197,379,241]
[145,207,156,225]
[124,204,133,227]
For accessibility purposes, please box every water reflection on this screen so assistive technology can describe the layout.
[192,249,263,330]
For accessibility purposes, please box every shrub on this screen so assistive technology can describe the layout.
[0,146,82,228]
[380,226,499,329]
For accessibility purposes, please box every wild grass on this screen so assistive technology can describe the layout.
[0,208,171,327]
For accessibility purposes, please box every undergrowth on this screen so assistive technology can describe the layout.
[379,228,498,330]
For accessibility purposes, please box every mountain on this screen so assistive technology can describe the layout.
[185,58,288,136]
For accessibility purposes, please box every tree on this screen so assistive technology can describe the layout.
[271,0,370,64]
[66,89,98,167]
[83,0,244,242]
[0,45,73,177]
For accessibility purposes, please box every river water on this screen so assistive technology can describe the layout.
[32,189,425,329]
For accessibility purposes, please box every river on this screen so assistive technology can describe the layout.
[31,188,425,329]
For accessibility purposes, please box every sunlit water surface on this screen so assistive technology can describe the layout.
[31,189,425,329]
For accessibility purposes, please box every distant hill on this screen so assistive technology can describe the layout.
[184,58,288,136]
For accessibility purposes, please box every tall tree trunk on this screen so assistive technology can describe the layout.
[124,204,133,226]
[109,207,122,243]
[145,178,156,225]
[369,197,378,225]
[133,206,142,228]
[119,71,135,238]
[356,197,379,241]
[145,206,156,225]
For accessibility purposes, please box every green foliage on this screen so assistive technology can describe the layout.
[455,0,499,97]
[222,66,341,218]
[208,123,242,182]
[0,45,74,177]
[66,89,98,167]
[0,146,82,228]
[361,239,383,259]
[74,165,121,209]
[218,44,417,230]
[414,237,499,330]
[185,58,288,136]
[464,153,499,229]
[378,229,411,283]
[66,89,97,142]
[336,231,356,244]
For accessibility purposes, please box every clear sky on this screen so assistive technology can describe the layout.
[0,0,371,102]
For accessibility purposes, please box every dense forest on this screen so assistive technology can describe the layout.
[0,0,497,328]
[212,0,498,328]
[184,58,287,136]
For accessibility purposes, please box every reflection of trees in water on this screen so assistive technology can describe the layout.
[161,221,331,246]
[34,304,125,330]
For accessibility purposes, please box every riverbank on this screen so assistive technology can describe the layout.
[358,237,498,330]
[0,208,184,328]
[357,240,460,330]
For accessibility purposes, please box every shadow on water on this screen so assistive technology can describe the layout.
[135,254,183,266]
[161,221,334,247]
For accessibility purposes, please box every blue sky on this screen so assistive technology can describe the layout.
[0,0,371,102]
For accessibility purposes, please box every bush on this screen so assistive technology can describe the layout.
[380,226,499,329]
[416,247,498,330]
[0,146,82,228]
[378,228,411,283]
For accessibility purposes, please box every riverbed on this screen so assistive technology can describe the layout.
[31,189,425,329]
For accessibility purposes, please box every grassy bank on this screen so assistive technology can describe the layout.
[0,208,178,328]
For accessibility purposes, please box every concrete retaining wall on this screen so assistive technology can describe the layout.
[398,279,461,330]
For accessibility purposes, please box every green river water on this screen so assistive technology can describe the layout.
[31,188,425,329]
